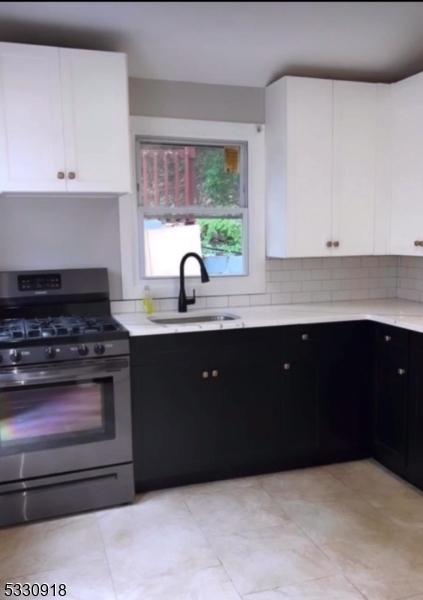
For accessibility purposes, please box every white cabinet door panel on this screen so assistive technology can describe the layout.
[60,49,131,194]
[287,77,333,257]
[332,81,377,255]
[391,73,423,255]
[0,43,66,192]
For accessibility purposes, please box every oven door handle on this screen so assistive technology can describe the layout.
[0,358,129,386]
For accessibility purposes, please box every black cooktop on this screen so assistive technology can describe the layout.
[0,315,124,343]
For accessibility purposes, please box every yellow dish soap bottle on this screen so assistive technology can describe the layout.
[141,285,155,316]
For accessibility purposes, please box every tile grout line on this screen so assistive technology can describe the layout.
[93,512,119,600]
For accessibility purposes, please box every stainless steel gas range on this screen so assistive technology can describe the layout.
[0,269,134,527]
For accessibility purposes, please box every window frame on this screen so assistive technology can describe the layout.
[137,136,249,280]
[119,116,265,300]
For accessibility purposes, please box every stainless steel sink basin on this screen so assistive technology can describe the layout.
[149,313,240,325]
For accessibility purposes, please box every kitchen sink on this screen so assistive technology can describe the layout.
[149,313,240,325]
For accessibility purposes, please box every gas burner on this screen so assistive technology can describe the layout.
[21,315,122,340]
[0,319,25,341]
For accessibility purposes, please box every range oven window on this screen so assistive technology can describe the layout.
[0,378,115,455]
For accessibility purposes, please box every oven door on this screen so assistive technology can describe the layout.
[0,357,131,483]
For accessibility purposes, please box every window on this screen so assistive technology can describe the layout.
[137,139,248,278]
[119,117,265,299]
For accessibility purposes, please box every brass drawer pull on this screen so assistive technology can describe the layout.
[202,371,209,379]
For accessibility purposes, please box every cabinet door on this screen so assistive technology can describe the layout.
[408,333,423,489]
[285,77,333,257]
[279,327,319,465]
[221,333,283,472]
[60,49,131,194]
[373,325,409,475]
[391,73,423,255]
[131,351,226,490]
[0,43,66,192]
[332,82,377,255]
[318,322,372,461]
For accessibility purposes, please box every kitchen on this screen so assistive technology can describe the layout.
[1,1,423,599]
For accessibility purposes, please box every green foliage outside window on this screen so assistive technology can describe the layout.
[198,218,242,256]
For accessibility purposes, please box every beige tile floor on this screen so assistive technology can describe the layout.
[1,460,423,599]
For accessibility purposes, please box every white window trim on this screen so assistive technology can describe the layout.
[119,116,265,300]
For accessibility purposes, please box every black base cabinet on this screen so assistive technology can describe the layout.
[373,324,409,477]
[131,321,372,492]
[408,332,423,488]
[317,321,372,462]
[373,325,423,490]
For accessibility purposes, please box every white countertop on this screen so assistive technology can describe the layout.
[114,299,423,337]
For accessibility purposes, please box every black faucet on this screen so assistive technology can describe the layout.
[178,252,210,312]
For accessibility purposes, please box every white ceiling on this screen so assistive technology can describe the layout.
[1,2,423,87]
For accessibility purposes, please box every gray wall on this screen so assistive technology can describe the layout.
[0,78,264,300]
[0,195,122,299]
[129,78,265,123]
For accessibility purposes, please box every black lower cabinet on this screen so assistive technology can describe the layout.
[317,322,372,462]
[373,324,409,477]
[131,321,372,492]
[279,327,318,466]
[408,332,423,488]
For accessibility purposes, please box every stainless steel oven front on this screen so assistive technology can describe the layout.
[0,354,132,484]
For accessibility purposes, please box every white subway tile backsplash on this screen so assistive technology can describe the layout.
[111,256,403,314]
[228,295,251,307]
[397,256,423,301]
[111,300,137,314]
[249,293,272,306]
[311,291,332,302]
[271,292,292,304]
[205,295,230,308]
[361,256,379,267]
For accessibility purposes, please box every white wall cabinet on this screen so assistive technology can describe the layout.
[0,43,131,195]
[266,77,333,257]
[332,81,378,256]
[391,72,423,255]
[266,76,383,258]
[0,44,66,193]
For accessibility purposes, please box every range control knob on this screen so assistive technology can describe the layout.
[9,349,22,363]
[45,347,56,359]
[94,344,105,355]
[77,344,89,357]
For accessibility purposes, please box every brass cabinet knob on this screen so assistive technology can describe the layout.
[283,363,291,371]
[202,371,209,379]
[398,368,406,376]
[212,369,219,378]
[68,171,76,180]
[333,241,340,248]
[384,335,392,342]
[415,240,423,247]
[326,241,333,248]
[57,171,65,179]
[301,333,309,341]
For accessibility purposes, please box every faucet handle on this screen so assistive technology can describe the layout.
[186,288,196,306]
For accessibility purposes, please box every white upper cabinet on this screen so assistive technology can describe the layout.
[266,76,382,258]
[60,49,131,194]
[390,72,423,255]
[332,81,378,255]
[0,42,131,195]
[266,76,333,257]
[0,43,66,192]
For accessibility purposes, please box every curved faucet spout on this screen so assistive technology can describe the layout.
[178,252,210,312]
